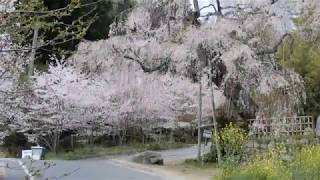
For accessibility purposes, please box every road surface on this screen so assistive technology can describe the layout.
[0,158,165,180]
[0,159,27,180]
[0,145,211,180]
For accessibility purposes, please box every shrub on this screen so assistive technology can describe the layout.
[3,132,29,157]
[219,144,320,180]
[292,145,320,179]
[277,34,320,116]
[220,123,247,159]
[220,144,291,180]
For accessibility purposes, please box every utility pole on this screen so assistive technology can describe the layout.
[193,0,200,17]
[28,27,39,77]
[197,71,203,161]
[209,59,222,165]
[216,0,222,15]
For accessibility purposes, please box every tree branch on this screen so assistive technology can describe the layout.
[123,55,170,73]
[112,45,170,73]
[257,33,292,55]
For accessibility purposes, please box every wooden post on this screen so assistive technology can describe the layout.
[71,135,75,150]
[28,27,39,76]
[209,59,222,165]
[197,72,202,161]
[193,0,200,17]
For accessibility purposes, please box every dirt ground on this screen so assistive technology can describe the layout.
[159,160,220,180]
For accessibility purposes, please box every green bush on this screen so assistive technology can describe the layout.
[172,127,196,143]
[292,145,320,179]
[203,147,218,163]
[220,123,247,159]
[219,144,320,180]
[277,33,320,116]
[3,132,29,157]
[220,144,291,180]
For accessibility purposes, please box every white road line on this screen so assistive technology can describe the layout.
[18,160,35,180]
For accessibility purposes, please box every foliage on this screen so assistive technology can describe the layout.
[45,142,189,160]
[3,131,29,157]
[276,2,320,116]
[220,123,247,159]
[220,144,290,180]
[3,0,133,61]
[292,145,320,179]
[180,158,220,179]
[184,158,217,169]
[83,0,133,40]
[203,147,218,163]
[277,35,320,116]
[7,0,86,44]
[171,127,196,143]
[219,144,320,180]
[0,0,310,147]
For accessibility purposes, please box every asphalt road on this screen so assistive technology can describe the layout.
[0,158,165,180]
[0,159,27,180]
[0,144,211,180]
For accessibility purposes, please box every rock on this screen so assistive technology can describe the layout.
[132,151,164,165]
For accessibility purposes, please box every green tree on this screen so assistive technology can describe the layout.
[2,0,133,73]
[3,132,29,157]
[277,35,320,117]
[3,0,97,75]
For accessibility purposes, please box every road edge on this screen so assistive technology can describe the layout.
[110,159,186,180]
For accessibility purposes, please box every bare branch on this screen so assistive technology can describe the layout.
[257,33,292,55]
[123,54,170,73]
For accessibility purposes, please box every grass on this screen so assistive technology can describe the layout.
[184,159,219,171]
[0,151,8,158]
[163,159,221,179]
[218,145,320,180]
[45,142,191,160]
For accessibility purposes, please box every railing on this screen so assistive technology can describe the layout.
[249,116,314,137]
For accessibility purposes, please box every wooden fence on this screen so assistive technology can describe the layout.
[249,116,314,138]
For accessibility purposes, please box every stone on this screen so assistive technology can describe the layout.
[132,151,164,165]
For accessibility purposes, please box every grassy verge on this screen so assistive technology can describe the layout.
[163,159,221,180]
[218,145,320,180]
[45,142,191,160]
[0,151,8,158]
